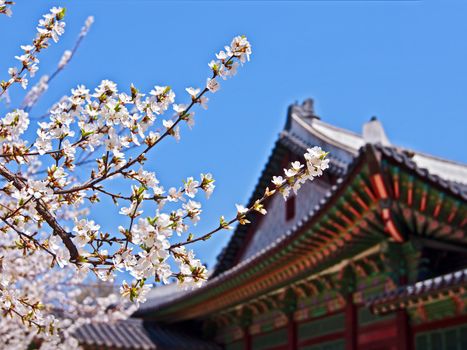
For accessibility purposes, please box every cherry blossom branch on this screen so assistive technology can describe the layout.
[52,58,231,196]
[169,157,325,249]
[23,16,94,112]
[0,7,66,97]
[0,164,80,262]
[0,218,57,260]
[1,195,34,221]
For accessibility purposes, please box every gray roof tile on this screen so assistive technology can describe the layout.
[75,319,220,350]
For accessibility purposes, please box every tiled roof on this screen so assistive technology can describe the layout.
[376,144,467,200]
[75,319,156,350]
[212,102,467,278]
[75,319,220,350]
[367,268,467,311]
[295,111,467,186]
[136,283,190,316]
[212,130,348,277]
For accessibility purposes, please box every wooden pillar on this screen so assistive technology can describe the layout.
[344,294,357,350]
[243,327,252,350]
[287,315,298,350]
[396,309,411,350]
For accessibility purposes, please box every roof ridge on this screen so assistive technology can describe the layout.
[312,117,363,139]
[406,147,467,168]
[291,113,361,154]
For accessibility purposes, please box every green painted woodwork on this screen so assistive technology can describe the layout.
[240,307,254,328]
[356,275,389,300]
[282,288,298,315]
[250,310,286,334]
[298,291,340,308]
[384,161,466,224]
[310,305,328,318]
[339,265,356,295]
[424,298,457,322]
[251,328,287,350]
[415,325,467,350]
[381,241,420,285]
[297,313,345,341]
[402,241,421,283]
[408,293,467,325]
[358,307,394,326]
[426,187,439,214]
[299,339,345,350]
[253,310,283,324]
[260,322,275,333]
[225,340,244,350]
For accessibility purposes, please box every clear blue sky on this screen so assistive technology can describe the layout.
[1,0,466,270]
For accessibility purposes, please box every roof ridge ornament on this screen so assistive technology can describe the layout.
[292,98,320,120]
[284,98,319,130]
[363,116,391,146]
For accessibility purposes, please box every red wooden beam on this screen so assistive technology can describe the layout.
[385,219,404,243]
[420,190,427,212]
[407,182,413,206]
[344,203,362,219]
[381,208,404,242]
[412,314,467,334]
[433,200,442,218]
[352,192,369,211]
[370,174,388,200]
[393,175,400,199]
[297,331,345,348]
[447,203,459,223]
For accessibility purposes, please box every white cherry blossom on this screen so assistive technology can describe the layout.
[0,6,329,347]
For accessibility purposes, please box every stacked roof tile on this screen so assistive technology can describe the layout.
[75,319,220,350]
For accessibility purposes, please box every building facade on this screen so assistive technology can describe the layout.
[79,99,467,350]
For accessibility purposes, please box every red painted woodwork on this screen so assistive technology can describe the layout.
[297,332,345,348]
[370,174,388,199]
[412,314,467,334]
[344,296,357,350]
[396,309,411,350]
[359,324,397,345]
[385,219,404,242]
[244,327,251,350]
[266,346,288,350]
[287,316,297,350]
[359,319,398,350]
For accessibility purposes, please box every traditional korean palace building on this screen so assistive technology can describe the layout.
[78,99,467,350]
